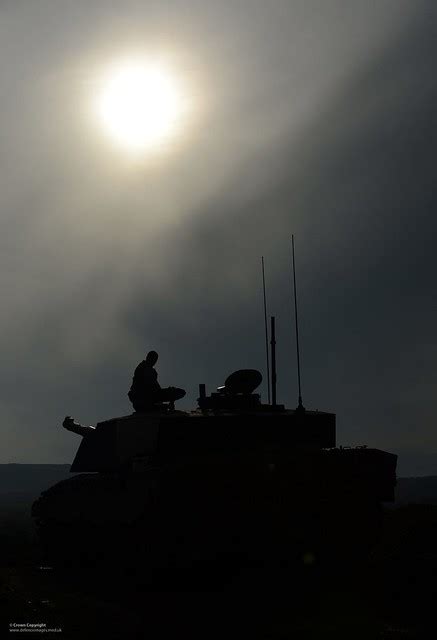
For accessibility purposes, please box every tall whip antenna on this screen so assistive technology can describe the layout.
[292,235,304,411]
[261,257,271,404]
[270,316,277,407]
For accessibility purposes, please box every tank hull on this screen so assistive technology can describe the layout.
[32,442,397,579]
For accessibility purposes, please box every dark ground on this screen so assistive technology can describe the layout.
[1,468,437,638]
[1,503,437,638]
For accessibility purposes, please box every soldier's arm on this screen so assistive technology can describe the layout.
[152,368,161,390]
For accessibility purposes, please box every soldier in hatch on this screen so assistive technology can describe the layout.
[128,350,186,412]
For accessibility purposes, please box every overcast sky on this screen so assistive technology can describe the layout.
[0,0,435,475]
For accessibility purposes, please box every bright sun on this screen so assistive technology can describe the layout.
[96,60,186,152]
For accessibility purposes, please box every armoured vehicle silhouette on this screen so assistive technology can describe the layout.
[32,367,397,581]
[32,243,397,584]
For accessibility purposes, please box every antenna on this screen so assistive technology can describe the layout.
[270,316,277,407]
[291,235,304,411]
[261,257,271,404]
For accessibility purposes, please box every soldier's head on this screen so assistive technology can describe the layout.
[145,350,158,366]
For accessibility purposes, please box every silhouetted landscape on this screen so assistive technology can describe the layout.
[0,464,436,638]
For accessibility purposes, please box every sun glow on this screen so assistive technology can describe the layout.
[96,60,187,152]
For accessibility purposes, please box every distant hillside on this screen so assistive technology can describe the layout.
[0,464,71,499]
[0,466,73,553]
[395,476,437,506]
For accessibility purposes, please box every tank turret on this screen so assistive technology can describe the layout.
[68,370,336,474]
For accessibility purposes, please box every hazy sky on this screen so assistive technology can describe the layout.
[0,1,435,475]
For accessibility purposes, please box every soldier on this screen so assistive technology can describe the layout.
[128,350,185,412]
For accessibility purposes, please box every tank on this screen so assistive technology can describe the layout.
[32,369,397,583]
